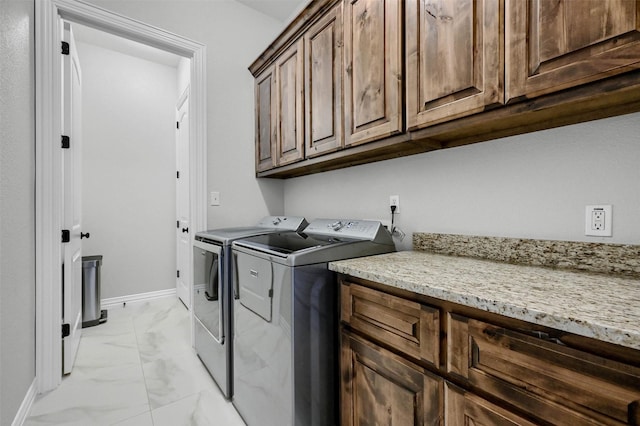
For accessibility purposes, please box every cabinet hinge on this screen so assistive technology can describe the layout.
[268,289,273,298]
[62,323,70,338]
[61,41,70,55]
[61,135,70,149]
[61,230,70,243]
[177,220,180,228]
[176,121,179,129]
[177,270,180,278]
[177,171,180,179]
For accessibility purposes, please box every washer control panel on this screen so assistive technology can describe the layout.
[304,219,389,241]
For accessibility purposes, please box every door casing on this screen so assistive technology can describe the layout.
[35,0,207,393]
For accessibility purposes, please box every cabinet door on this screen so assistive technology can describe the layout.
[276,39,305,166]
[506,0,640,101]
[341,331,444,426]
[406,0,503,130]
[305,2,343,157]
[445,383,537,426]
[344,0,403,147]
[255,65,277,172]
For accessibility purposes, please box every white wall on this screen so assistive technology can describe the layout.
[285,112,640,250]
[86,0,287,230]
[0,1,36,424]
[77,41,178,298]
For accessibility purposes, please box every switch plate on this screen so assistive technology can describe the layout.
[389,195,400,213]
[585,205,612,237]
[210,191,220,206]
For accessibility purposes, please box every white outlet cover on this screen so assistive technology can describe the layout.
[585,205,612,237]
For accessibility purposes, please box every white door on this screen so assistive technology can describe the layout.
[62,21,83,375]
[176,88,191,308]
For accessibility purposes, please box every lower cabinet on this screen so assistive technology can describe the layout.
[341,331,443,426]
[339,276,640,426]
[445,383,536,426]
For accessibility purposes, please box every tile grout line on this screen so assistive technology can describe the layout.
[131,305,156,426]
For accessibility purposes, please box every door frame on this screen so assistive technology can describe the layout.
[35,0,207,393]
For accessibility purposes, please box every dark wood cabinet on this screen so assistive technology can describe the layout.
[250,0,640,178]
[304,2,343,157]
[340,275,640,426]
[254,65,276,172]
[343,0,403,147]
[275,39,304,166]
[405,0,504,130]
[445,383,537,426]
[448,313,640,425]
[506,0,640,102]
[341,331,444,426]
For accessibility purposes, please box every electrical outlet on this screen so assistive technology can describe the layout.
[585,205,612,237]
[389,195,400,213]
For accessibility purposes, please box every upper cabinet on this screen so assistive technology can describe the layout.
[254,65,276,172]
[406,0,504,130]
[275,39,305,166]
[343,0,403,146]
[506,0,640,101]
[250,0,640,178]
[304,2,344,157]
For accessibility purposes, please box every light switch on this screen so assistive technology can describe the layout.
[210,191,220,206]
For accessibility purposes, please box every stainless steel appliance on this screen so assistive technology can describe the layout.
[192,216,308,399]
[231,219,395,426]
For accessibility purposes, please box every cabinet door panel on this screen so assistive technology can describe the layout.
[305,2,343,157]
[406,0,503,129]
[445,383,537,426]
[276,39,304,166]
[255,66,276,172]
[344,0,403,146]
[506,0,640,101]
[341,331,444,426]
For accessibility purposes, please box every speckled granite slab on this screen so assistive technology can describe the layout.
[329,251,640,350]
[414,233,640,278]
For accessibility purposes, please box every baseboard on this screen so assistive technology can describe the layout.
[12,378,37,426]
[101,288,176,309]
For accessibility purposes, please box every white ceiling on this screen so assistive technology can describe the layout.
[236,0,307,22]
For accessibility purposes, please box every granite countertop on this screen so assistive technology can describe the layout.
[329,251,640,351]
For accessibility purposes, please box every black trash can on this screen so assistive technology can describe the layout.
[82,255,107,328]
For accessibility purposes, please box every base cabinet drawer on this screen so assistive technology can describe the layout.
[341,281,440,366]
[447,313,640,425]
[341,331,444,426]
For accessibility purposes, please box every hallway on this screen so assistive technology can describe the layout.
[25,298,245,425]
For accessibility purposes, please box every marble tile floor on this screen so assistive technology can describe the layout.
[25,297,246,426]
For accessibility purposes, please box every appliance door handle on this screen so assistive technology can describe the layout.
[213,252,225,345]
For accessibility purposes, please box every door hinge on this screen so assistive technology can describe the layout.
[61,135,70,149]
[61,229,70,243]
[177,270,180,278]
[177,171,180,179]
[176,121,179,129]
[62,323,70,338]
[61,41,70,55]
[268,289,273,298]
